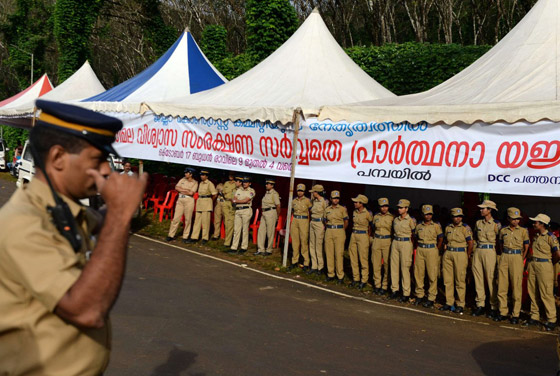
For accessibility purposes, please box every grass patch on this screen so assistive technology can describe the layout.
[0,171,17,183]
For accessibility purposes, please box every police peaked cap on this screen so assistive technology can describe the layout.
[35,99,122,156]
[184,167,196,174]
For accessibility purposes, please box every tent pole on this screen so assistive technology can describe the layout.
[282,108,302,268]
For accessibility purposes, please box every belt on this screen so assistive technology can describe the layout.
[262,207,275,212]
[477,244,495,249]
[418,243,436,248]
[294,215,308,219]
[199,195,212,198]
[178,194,193,198]
[394,237,411,242]
[352,230,367,234]
[235,206,250,210]
[311,218,322,222]
[503,248,522,254]
[374,234,391,239]
[447,247,466,252]
[532,257,550,262]
[326,225,344,229]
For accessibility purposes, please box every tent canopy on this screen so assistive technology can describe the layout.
[0,74,52,109]
[82,29,227,112]
[146,8,395,124]
[319,0,560,125]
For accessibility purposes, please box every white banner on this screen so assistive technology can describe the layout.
[110,112,560,197]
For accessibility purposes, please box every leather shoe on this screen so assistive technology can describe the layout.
[253,251,264,256]
[377,289,387,296]
[523,319,539,327]
[201,240,208,245]
[422,300,434,308]
[455,306,464,314]
[389,291,399,300]
[544,322,556,331]
[358,282,366,290]
[185,238,196,243]
[471,306,485,317]
[165,236,174,242]
[494,315,507,322]
[349,281,358,288]
[414,297,425,306]
[336,278,344,285]
[238,249,247,254]
[326,276,335,282]
[263,252,272,256]
[486,309,498,319]
[302,266,310,272]
[510,317,519,325]
[227,249,238,254]
[287,263,299,271]
[439,304,453,311]
[399,296,410,303]
[306,268,316,275]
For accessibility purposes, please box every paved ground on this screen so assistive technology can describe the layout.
[0,175,557,375]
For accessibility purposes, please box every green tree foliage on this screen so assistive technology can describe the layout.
[54,0,104,82]
[347,42,491,95]
[139,0,177,57]
[0,126,28,162]
[213,53,255,81]
[245,0,299,63]
[201,25,229,64]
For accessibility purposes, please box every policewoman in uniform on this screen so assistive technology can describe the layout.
[189,170,218,244]
[289,184,313,269]
[414,204,443,307]
[230,176,255,254]
[212,182,224,240]
[495,207,529,324]
[348,194,373,289]
[472,200,501,317]
[525,214,559,331]
[0,100,147,375]
[166,167,198,242]
[440,208,473,314]
[390,199,416,302]
[308,184,327,275]
[221,172,237,247]
[372,197,394,295]
[324,190,349,283]
[256,178,281,256]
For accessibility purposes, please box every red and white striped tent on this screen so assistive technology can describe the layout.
[0,74,53,110]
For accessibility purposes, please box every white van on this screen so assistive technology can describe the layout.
[16,140,34,188]
[0,139,7,171]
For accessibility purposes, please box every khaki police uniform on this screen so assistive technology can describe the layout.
[349,200,373,284]
[497,209,529,318]
[231,186,256,251]
[212,183,225,239]
[291,188,313,266]
[309,187,327,272]
[257,187,281,254]
[191,179,218,241]
[0,179,110,375]
[372,198,394,291]
[325,193,348,280]
[473,215,501,311]
[391,200,416,297]
[168,177,198,239]
[528,225,559,324]
[414,209,443,302]
[222,179,237,246]
[443,215,473,308]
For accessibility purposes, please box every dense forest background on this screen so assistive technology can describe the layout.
[0,0,538,102]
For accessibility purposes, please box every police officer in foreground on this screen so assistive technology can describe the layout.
[308,184,327,275]
[472,200,501,318]
[390,199,416,302]
[349,194,373,289]
[230,176,255,254]
[414,204,443,307]
[495,207,529,324]
[525,214,559,331]
[372,198,394,295]
[441,208,473,314]
[0,100,147,374]
[324,190,348,283]
[166,167,198,242]
[221,172,237,247]
[256,178,281,256]
[189,170,218,244]
[289,183,313,270]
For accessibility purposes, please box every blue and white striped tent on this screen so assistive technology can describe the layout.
[83,29,226,108]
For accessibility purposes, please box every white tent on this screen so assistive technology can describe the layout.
[319,0,560,125]
[146,8,395,123]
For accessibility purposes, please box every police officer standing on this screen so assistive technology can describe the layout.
[189,170,217,244]
[414,204,443,307]
[166,167,198,242]
[440,208,473,314]
[221,172,237,247]
[308,184,327,275]
[324,191,349,283]
[349,194,373,289]
[0,100,147,374]
[472,200,501,318]
[230,176,255,254]
[289,184,313,269]
[372,198,394,295]
[256,178,281,256]
[212,182,224,240]
[495,207,530,324]
[526,214,559,331]
[390,199,416,302]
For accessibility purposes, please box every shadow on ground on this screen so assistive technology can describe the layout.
[150,347,204,376]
